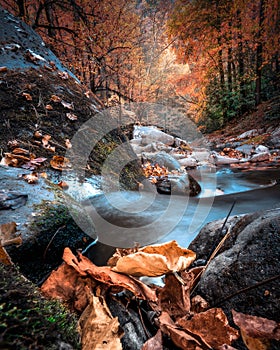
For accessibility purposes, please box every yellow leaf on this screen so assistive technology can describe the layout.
[111,240,196,277]
[78,294,123,350]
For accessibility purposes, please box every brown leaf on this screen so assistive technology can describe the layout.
[50,155,71,171]
[57,181,69,189]
[41,263,96,312]
[34,130,43,138]
[7,140,19,148]
[12,148,30,155]
[45,104,53,110]
[0,246,13,265]
[158,311,203,350]
[0,66,8,72]
[42,134,51,147]
[50,94,61,103]
[232,310,280,350]
[66,112,78,120]
[190,295,209,314]
[78,294,123,350]
[142,329,163,350]
[0,222,17,242]
[177,308,239,349]
[63,248,157,302]
[112,240,196,277]
[22,92,32,101]
[21,172,39,184]
[159,272,194,320]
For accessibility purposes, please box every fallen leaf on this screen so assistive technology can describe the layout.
[78,294,123,350]
[111,240,196,277]
[142,329,163,350]
[0,246,12,265]
[21,172,39,184]
[34,130,43,138]
[159,272,193,320]
[190,295,209,314]
[45,104,53,110]
[41,263,96,312]
[57,181,69,189]
[50,94,61,102]
[232,310,280,350]
[11,148,30,155]
[61,100,74,110]
[7,140,19,148]
[177,308,239,349]
[22,157,47,170]
[22,92,32,101]
[42,134,51,147]
[218,346,238,350]
[0,66,8,72]
[158,311,204,350]
[40,172,48,178]
[0,222,17,243]
[62,248,157,302]
[66,112,78,121]
[50,155,71,171]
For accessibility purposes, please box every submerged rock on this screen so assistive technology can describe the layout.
[156,173,201,196]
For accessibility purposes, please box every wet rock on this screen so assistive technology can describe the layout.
[255,145,269,153]
[250,151,270,162]
[235,144,255,157]
[143,151,180,170]
[210,152,245,165]
[134,126,174,146]
[0,190,28,210]
[190,208,280,338]
[156,173,201,196]
[237,129,259,140]
[178,157,198,168]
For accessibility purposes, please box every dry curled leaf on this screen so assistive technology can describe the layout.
[232,310,280,350]
[45,104,53,110]
[22,92,32,101]
[78,294,123,350]
[50,155,70,171]
[62,247,157,302]
[50,94,61,103]
[66,112,78,120]
[11,148,30,155]
[0,246,12,265]
[177,308,239,349]
[111,240,196,277]
[158,311,203,350]
[41,263,96,312]
[21,172,39,184]
[159,272,194,320]
[57,181,69,189]
[0,66,8,72]
[142,329,163,350]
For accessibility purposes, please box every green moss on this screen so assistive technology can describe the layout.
[0,264,81,349]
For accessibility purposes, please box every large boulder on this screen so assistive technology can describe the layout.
[189,209,280,349]
[133,126,174,146]
[156,173,201,196]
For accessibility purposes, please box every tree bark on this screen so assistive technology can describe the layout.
[255,0,265,106]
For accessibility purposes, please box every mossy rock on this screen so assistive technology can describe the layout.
[0,264,81,350]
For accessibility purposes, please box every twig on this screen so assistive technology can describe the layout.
[43,225,66,261]
[213,274,280,307]
[137,300,151,339]
[191,201,236,296]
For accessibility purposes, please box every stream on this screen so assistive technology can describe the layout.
[63,165,280,265]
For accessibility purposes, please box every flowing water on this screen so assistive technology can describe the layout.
[71,165,280,264]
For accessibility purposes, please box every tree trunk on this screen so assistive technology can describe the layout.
[255,0,265,106]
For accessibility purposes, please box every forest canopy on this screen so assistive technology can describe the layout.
[1,0,279,131]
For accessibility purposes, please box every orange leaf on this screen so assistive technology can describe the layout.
[22,92,32,101]
[50,155,71,171]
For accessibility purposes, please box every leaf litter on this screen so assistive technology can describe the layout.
[39,239,280,350]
